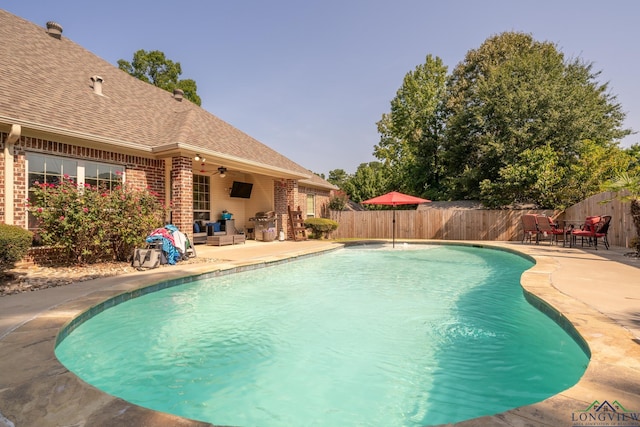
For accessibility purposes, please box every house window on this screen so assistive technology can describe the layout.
[84,161,124,190]
[193,174,210,218]
[26,153,124,230]
[28,153,78,188]
[306,194,316,218]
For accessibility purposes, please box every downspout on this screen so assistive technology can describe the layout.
[4,124,21,225]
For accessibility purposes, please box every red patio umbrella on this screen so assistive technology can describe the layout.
[361,191,431,248]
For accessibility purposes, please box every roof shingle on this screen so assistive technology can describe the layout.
[0,9,334,185]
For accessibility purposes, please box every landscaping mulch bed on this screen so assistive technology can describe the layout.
[0,256,217,297]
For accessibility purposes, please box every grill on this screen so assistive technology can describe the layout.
[249,211,277,241]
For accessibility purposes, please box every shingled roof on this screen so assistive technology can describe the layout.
[0,9,335,188]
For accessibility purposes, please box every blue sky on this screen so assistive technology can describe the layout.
[5,1,639,175]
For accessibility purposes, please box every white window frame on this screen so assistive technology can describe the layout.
[306,193,316,218]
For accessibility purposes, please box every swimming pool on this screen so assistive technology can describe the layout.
[55,244,589,426]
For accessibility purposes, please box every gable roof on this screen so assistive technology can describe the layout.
[0,9,336,189]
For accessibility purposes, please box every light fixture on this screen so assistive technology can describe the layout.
[213,166,227,178]
[194,154,205,162]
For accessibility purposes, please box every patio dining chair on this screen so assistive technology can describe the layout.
[521,214,540,244]
[535,215,565,245]
[571,215,611,250]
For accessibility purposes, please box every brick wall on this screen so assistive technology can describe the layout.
[6,134,165,228]
[171,156,193,241]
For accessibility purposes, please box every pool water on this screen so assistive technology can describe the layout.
[55,245,589,426]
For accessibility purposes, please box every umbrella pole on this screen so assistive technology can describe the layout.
[392,209,396,248]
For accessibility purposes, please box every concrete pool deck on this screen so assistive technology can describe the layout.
[0,240,639,426]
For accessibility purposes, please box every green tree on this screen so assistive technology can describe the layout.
[480,143,564,208]
[562,139,630,204]
[118,49,202,106]
[347,162,389,204]
[327,169,350,189]
[374,55,448,199]
[624,144,640,174]
[443,31,630,205]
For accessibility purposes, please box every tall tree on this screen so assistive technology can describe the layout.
[118,49,202,106]
[443,32,630,205]
[346,162,389,204]
[374,55,448,199]
[327,169,350,189]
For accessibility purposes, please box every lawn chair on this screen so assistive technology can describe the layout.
[535,215,565,245]
[571,216,611,250]
[521,214,540,244]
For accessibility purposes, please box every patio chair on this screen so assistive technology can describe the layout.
[594,215,611,250]
[571,215,610,250]
[521,214,540,244]
[535,215,565,245]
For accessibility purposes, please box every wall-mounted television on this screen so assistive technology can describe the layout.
[230,181,253,198]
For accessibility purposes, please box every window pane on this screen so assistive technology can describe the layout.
[306,194,315,217]
[62,158,77,180]
[193,174,210,212]
[29,154,46,175]
[29,174,45,187]
[85,161,123,189]
[85,162,98,180]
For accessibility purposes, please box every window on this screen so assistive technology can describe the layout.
[306,194,316,218]
[26,153,124,230]
[193,174,210,216]
[84,161,124,190]
[28,153,77,188]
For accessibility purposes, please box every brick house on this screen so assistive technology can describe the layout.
[0,9,337,242]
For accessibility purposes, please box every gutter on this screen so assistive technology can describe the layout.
[0,115,153,154]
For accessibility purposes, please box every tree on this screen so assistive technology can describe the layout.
[374,55,448,199]
[327,169,350,189]
[442,32,630,206]
[118,50,202,106]
[346,162,389,204]
[479,143,565,208]
[624,144,640,174]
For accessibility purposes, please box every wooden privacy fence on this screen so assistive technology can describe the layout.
[329,193,636,247]
[329,209,554,242]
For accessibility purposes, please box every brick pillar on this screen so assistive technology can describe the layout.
[274,179,299,240]
[171,156,193,241]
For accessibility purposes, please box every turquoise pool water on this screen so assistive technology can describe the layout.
[55,245,589,426]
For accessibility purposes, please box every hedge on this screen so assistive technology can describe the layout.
[0,224,33,273]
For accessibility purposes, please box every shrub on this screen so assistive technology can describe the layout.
[303,217,339,239]
[328,194,348,211]
[29,176,165,264]
[0,224,33,273]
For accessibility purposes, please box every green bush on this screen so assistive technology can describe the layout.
[328,194,348,211]
[0,224,33,273]
[29,176,165,264]
[303,217,339,239]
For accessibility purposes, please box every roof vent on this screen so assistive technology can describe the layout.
[173,88,184,101]
[90,76,104,95]
[46,21,63,39]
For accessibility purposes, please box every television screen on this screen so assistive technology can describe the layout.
[230,181,253,198]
